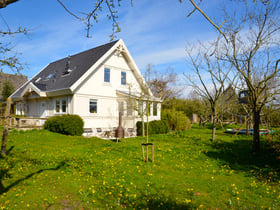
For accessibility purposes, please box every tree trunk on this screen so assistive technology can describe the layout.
[246,116,250,136]
[211,107,216,141]
[1,129,8,156]
[253,109,261,152]
[1,98,11,156]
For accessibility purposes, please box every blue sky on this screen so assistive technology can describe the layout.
[1,0,220,90]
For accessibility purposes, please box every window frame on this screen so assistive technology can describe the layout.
[55,99,67,114]
[121,71,126,85]
[89,99,98,114]
[104,68,110,83]
[153,102,158,116]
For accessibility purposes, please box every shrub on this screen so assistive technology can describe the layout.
[161,109,191,131]
[136,120,168,136]
[44,114,84,136]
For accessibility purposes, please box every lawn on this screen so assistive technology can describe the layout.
[0,126,280,209]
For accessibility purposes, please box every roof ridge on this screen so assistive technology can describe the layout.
[50,40,119,64]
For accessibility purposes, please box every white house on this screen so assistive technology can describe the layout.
[10,39,161,137]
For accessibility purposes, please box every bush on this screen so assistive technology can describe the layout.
[44,114,84,136]
[161,109,191,131]
[136,120,169,136]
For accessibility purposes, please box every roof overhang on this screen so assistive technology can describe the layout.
[21,82,46,97]
[116,90,162,102]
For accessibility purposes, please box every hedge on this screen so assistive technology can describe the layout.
[136,120,169,136]
[44,114,84,136]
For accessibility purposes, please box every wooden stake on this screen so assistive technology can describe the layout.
[146,144,149,162]
[141,143,154,162]
[142,144,145,161]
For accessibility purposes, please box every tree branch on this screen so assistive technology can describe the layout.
[0,0,18,9]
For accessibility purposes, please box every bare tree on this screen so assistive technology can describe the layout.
[218,2,280,152]
[148,66,182,102]
[184,0,280,152]
[185,43,232,141]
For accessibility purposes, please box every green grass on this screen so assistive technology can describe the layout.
[0,126,280,209]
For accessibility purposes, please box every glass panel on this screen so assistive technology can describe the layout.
[121,72,126,85]
[127,101,133,116]
[138,101,143,116]
[89,99,97,113]
[61,100,67,113]
[153,102,157,116]
[56,100,60,112]
[104,68,110,82]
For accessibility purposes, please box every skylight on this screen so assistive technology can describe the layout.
[46,73,54,80]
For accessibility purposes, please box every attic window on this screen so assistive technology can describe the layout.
[46,73,54,80]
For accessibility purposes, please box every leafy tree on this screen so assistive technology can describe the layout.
[1,80,14,101]
[161,109,191,131]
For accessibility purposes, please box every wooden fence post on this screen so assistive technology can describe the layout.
[141,143,154,162]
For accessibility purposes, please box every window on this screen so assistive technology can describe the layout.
[56,100,60,112]
[62,100,67,113]
[104,68,110,83]
[121,72,126,85]
[89,99,97,113]
[138,100,143,116]
[127,101,133,116]
[153,102,158,116]
[55,99,67,113]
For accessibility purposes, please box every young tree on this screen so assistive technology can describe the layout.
[185,43,233,141]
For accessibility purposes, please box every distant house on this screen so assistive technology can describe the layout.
[11,39,161,136]
[0,73,28,102]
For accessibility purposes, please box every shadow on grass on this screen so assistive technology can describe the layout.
[121,194,195,209]
[205,138,280,181]
[0,159,67,195]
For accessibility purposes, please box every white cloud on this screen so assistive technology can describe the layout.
[134,47,186,69]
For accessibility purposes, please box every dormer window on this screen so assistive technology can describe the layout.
[104,68,110,83]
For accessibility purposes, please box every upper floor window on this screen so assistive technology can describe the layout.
[121,71,126,85]
[104,68,110,83]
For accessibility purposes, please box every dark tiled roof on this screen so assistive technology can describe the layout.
[12,40,118,98]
